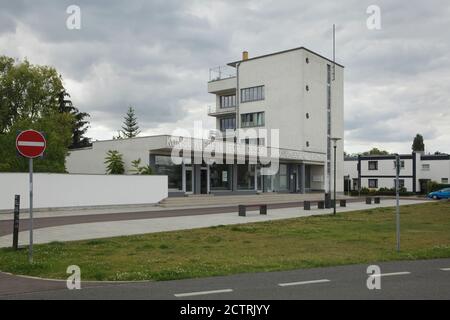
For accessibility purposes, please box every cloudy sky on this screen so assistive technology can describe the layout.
[1,0,449,154]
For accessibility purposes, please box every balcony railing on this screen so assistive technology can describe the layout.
[207,105,237,116]
[209,65,236,81]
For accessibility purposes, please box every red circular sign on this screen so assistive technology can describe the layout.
[16,130,47,158]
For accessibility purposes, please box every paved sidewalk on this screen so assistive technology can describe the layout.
[0,199,428,248]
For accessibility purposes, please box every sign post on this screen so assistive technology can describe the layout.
[16,130,46,263]
[13,195,20,250]
[395,154,400,252]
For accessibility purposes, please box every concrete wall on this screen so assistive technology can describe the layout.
[235,49,344,192]
[0,173,168,210]
[416,158,450,184]
[66,135,168,174]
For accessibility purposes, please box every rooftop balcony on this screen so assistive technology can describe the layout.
[207,105,236,117]
[208,65,236,94]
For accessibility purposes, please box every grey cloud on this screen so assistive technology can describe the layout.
[0,0,449,152]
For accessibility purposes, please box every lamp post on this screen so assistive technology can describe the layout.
[331,137,341,215]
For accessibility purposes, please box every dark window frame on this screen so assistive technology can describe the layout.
[368,179,378,188]
[240,85,265,103]
[368,161,378,170]
[240,112,265,128]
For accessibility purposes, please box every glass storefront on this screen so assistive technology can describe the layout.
[210,163,232,190]
[237,164,256,190]
[154,155,182,191]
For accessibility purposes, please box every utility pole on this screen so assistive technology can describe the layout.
[331,137,341,215]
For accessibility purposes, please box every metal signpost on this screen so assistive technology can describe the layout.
[395,154,400,252]
[16,130,46,263]
[13,195,20,250]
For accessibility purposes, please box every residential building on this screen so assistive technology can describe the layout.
[344,153,450,193]
[67,46,345,196]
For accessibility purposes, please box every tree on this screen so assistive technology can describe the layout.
[361,148,390,156]
[412,134,425,152]
[0,113,73,172]
[121,106,141,138]
[58,90,91,149]
[0,56,64,133]
[0,56,76,172]
[131,158,152,175]
[104,150,125,174]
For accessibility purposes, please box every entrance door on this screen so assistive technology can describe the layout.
[290,173,297,193]
[184,166,193,194]
[200,169,208,194]
[419,179,430,194]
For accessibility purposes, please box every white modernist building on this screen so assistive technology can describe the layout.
[344,153,450,193]
[67,47,344,196]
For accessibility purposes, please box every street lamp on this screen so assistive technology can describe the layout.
[330,137,341,215]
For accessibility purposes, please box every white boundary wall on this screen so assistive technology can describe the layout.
[0,173,168,210]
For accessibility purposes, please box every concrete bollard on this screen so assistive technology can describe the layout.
[318,201,325,209]
[304,201,311,210]
[260,205,267,215]
[238,205,246,217]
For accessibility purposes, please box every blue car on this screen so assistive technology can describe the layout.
[427,188,450,200]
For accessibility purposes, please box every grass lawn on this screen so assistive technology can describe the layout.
[0,201,449,281]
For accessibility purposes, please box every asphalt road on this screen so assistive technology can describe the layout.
[2,258,449,300]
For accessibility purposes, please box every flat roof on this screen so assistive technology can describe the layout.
[227,46,345,68]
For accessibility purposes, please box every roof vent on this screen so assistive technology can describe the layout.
[242,51,249,61]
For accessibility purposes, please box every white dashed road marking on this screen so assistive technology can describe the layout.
[372,271,411,277]
[174,289,233,297]
[278,279,331,287]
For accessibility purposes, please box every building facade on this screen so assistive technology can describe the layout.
[67,47,345,196]
[344,153,450,193]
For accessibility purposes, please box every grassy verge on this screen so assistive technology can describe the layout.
[0,201,449,281]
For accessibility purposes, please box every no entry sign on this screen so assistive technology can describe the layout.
[16,130,46,158]
[15,129,46,263]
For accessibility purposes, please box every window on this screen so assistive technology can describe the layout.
[237,164,255,190]
[368,179,378,188]
[306,113,309,119]
[241,138,265,146]
[220,95,236,108]
[210,164,233,190]
[393,160,405,169]
[394,179,405,189]
[240,86,264,103]
[368,161,378,170]
[305,85,309,91]
[154,155,182,190]
[240,112,265,128]
[306,141,310,147]
[219,117,235,131]
[305,57,309,64]
[422,164,430,171]
[442,178,449,184]
[278,164,288,190]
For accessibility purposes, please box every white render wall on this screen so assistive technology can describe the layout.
[417,159,450,184]
[234,49,344,192]
[66,135,169,174]
[0,173,168,210]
